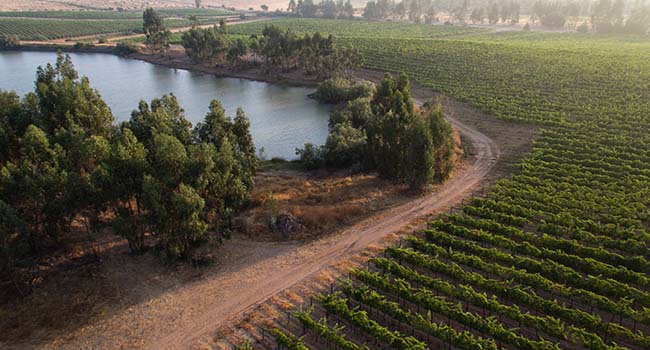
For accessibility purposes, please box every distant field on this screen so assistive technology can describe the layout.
[228,18,487,39]
[0,9,237,40]
[0,8,235,20]
[0,0,292,12]
[0,18,197,40]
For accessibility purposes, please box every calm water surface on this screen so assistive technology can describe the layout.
[0,51,331,159]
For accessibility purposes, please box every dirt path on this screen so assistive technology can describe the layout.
[33,100,498,350]
[148,109,499,350]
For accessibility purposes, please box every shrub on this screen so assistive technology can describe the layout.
[113,42,138,56]
[295,143,326,170]
[0,34,19,49]
[313,78,375,104]
[324,122,367,167]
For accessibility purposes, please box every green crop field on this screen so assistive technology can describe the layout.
[228,18,487,39]
[0,18,194,40]
[0,9,236,40]
[243,18,650,350]
[0,9,235,20]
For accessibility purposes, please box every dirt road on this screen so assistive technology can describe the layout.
[150,108,499,350]
[35,103,498,350]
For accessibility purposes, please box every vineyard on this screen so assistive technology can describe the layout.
[0,9,236,40]
[227,18,486,39]
[224,19,650,350]
[0,9,235,19]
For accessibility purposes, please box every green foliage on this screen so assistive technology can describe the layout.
[0,34,18,48]
[113,42,138,56]
[313,78,375,104]
[299,74,452,188]
[323,122,367,167]
[143,8,171,53]
[181,25,229,64]
[295,143,326,170]
[0,54,257,265]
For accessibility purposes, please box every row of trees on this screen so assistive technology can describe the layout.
[529,0,650,32]
[0,54,257,272]
[364,0,439,22]
[468,1,521,24]
[285,0,356,18]
[354,0,650,33]
[299,74,456,189]
[590,0,650,34]
[181,24,363,78]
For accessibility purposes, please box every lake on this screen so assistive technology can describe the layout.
[0,51,331,159]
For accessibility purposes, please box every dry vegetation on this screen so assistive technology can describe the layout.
[238,170,413,241]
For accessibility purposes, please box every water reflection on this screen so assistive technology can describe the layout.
[0,51,331,159]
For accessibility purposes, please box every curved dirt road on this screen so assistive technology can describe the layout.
[36,106,498,350]
[149,110,500,350]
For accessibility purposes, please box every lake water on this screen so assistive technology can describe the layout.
[0,51,331,159]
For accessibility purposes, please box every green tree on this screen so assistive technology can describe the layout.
[181,25,230,64]
[227,39,249,66]
[232,107,258,190]
[424,101,454,181]
[127,94,192,147]
[143,7,170,53]
[0,125,68,248]
[0,34,19,49]
[488,3,500,24]
[288,0,297,12]
[98,128,149,253]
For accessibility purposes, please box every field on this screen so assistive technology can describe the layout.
[228,18,487,39]
[0,9,236,40]
[221,19,650,350]
[0,9,234,20]
[0,0,293,12]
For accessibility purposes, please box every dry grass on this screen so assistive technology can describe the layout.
[237,171,411,241]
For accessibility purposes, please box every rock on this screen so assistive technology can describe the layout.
[275,213,303,237]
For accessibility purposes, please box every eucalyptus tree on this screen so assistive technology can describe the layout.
[143,7,170,53]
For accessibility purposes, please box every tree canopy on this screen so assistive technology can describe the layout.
[0,53,257,270]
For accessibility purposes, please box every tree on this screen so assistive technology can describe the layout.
[189,15,199,27]
[470,7,486,23]
[195,0,202,8]
[424,101,454,181]
[181,25,230,64]
[100,128,149,253]
[0,34,19,49]
[261,4,270,11]
[488,3,500,24]
[127,94,192,147]
[625,4,650,34]
[343,0,355,18]
[288,0,297,12]
[0,55,258,265]
[143,7,170,53]
[227,39,249,66]
[324,122,367,167]
[231,108,258,191]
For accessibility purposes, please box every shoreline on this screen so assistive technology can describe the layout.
[2,44,328,88]
[128,50,326,88]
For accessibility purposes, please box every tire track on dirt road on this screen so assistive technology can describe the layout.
[151,105,500,350]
